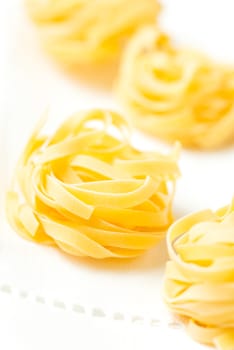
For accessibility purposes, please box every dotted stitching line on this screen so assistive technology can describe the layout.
[0,284,181,329]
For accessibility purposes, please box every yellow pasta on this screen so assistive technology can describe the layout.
[6,110,180,259]
[164,199,234,350]
[117,26,234,149]
[25,0,160,68]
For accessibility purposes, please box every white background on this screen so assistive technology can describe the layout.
[1,1,234,349]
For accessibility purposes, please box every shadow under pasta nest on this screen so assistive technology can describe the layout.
[57,239,169,273]
[50,58,119,91]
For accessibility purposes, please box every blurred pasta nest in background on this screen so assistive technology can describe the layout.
[6,109,180,259]
[117,26,234,149]
[25,0,160,72]
[164,199,234,350]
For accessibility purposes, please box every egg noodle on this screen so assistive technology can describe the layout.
[117,26,234,149]
[164,199,234,350]
[6,110,180,259]
[26,0,160,66]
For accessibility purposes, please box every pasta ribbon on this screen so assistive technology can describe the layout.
[6,110,180,259]
[164,199,234,349]
[25,0,160,67]
[117,26,234,149]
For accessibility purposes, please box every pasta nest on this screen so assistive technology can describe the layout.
[6,110,180,259]
[25,0,160,66]
[164,199,234,350]
[117,26,234,149]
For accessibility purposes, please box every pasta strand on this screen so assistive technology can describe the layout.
[6,109,180,259]
[26,0,160,67]
[117,26,234,149]
[164,199,234,349]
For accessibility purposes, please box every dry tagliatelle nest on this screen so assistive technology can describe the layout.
[26,0,160,70]
[164,198,234,350]
[6,109,180,259]
[116,26,234,149]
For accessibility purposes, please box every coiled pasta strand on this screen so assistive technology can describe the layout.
[6,109,180,259]
[164,199,234,349]
[117,26,234,149]
[26,0,160,66]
